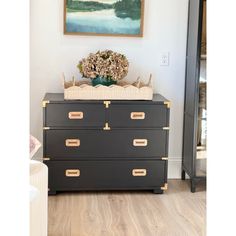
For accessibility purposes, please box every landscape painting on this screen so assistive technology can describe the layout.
[64,0,144,37]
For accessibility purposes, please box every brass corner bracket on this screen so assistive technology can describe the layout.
[42,100,50,108]
[43,157,50,161]
[43,127,50,130]
[164,101,171,109]
[104,101,111,108]
[161,183,168,191]
[161,157,168,161]
[103,122,111,131]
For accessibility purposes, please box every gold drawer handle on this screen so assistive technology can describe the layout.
[65,139,80,147]
[132,169,147,176]
[130,112,145,120]
[65,169,80,177]
[68,111,83,120]
[133,139,148,147]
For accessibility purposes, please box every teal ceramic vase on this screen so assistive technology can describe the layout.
[91,76,117,86]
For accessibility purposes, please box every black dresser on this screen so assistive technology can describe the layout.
[43,93,170,195]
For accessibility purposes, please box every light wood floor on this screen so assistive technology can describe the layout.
[48,180,206,236]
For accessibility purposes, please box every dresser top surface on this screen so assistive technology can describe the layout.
[43,93,169,104]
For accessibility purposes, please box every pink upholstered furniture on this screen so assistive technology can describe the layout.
[30,135,48,236]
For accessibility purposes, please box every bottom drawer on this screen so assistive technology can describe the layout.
[46,160,167,192]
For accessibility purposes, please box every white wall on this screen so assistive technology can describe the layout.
[30,0,189,178]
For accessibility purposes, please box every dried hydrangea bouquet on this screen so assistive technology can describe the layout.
[63,49,153,100]
[78,50,129,86]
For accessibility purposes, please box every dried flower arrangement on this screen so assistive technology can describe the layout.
[77,50,129,86]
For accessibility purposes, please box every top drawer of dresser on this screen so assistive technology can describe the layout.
[44,103,169,128]
[44,103,105,127]
[43,92,170,128]
[108,104,169,128]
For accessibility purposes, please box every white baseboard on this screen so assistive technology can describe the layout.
[168,158,182,179]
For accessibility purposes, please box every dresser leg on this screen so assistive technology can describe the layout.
[191,180,196,193]
[48,190,57,195]
[153,189,163,194]
[181,169,186,180]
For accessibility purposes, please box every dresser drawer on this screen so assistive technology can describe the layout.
[45,129,168,159]
[108,104,169,128]
[46,160,166,191]
[44,103,105,127]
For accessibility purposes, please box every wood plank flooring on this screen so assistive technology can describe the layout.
[48,180,206,236]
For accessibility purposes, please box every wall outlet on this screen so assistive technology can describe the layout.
[160,52,169,66]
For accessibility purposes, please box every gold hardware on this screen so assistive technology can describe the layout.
[42,100,50,108]
[65,169,80,177]
[132,169,147,176]
[68,111,84,120]
[103,122,111,131]
[43,127,50,130]
[161,157,168,161]
[161,183,168,191]
[164,101,171,108]
[65,139,80,147]
[104,101,111,108]
[43,157,50,161]
[163,127,170,130]
[133,139,148,147]
[130,112,145,120]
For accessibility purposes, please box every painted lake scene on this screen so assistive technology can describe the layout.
[64,0,144,36]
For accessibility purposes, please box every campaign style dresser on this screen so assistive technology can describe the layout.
[42,93,170,195]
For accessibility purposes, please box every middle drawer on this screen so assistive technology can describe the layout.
[45,129,168,159]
